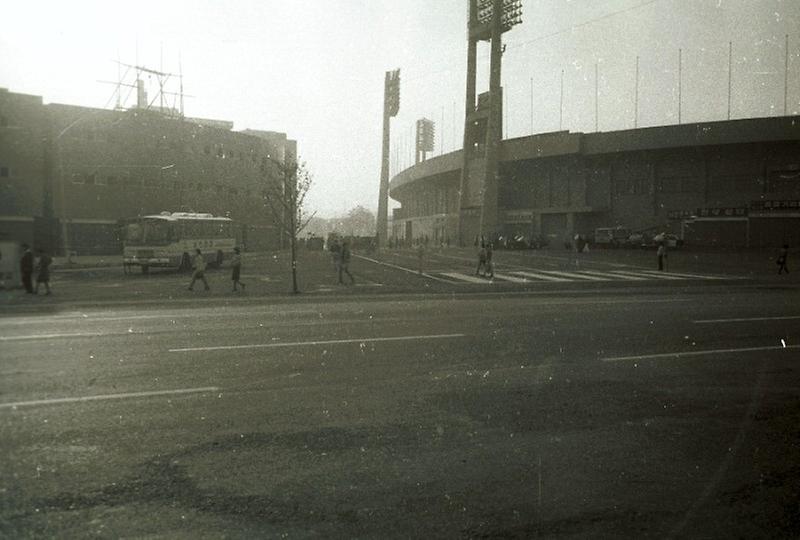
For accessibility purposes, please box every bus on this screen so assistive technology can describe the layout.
[122,212,237,273]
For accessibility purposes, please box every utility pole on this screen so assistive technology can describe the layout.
[727,42,732,120]
[678,48,682,124]
[634,56,639,129]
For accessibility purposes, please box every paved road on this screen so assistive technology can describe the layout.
[2,278,799,537]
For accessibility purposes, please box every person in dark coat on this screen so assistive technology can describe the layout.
[231,247,245,291]
[20,243,34,293]
[777,244,789,274]
[485,243,494,278]
[34,248,52,295]
[339,240,355,285]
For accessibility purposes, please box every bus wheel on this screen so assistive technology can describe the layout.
[215,250,224,267]
[179,252,191,272]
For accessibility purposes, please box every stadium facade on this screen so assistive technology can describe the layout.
[0,87,296,255]
[389,115,800,249]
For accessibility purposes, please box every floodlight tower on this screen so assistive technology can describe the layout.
[376,69,400,249]
[457,0,522,245]
[415,118,435,164]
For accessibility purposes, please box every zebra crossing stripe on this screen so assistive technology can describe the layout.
[533,270,608,281]
[606,270,683,280]
[441,272,490,283]
[491,273,529,283]
[511,271,571,282]
[579,270,646,281]
[636,270,721,280]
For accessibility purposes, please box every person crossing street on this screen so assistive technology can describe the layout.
[188,249,210,291]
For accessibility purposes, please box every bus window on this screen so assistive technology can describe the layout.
[144,220,172,244]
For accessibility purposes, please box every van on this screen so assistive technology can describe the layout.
[594,227,631,247]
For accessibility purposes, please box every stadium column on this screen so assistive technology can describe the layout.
[480,0,504,241]
[457,0,478,246]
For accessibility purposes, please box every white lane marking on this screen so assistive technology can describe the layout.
[694,315,800,324]
[0,387,220,410]
[0,331,142,342]
[169,333,466,353]
[354,254,452,283]
[579,270,645,281]
[602,344,800,362]
[491,273,529,283]
[442,272,490,284]
[511,270,570,282]
[535,270,608,281]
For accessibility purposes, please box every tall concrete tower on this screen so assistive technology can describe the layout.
[376,69,400,249]
[457,0,522,246]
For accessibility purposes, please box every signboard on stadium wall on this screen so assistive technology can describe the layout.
[750,200,800,212]
[695,207,748,218]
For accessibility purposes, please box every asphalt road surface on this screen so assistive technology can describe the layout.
[2,263,799,537]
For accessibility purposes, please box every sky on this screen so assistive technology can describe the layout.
[1,0,798,217]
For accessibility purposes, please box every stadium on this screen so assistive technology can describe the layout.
[388,115,800,249]
[382,1,799,250]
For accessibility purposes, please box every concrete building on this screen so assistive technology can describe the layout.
[0,87,297,254]
[389,116,800,248]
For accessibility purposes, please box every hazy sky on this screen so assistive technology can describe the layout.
[1,1,798,217]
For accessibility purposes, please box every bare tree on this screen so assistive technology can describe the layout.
[263,159,315,294]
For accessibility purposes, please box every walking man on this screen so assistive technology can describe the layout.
[476,243,487,276]
[231,246,245,291]
[330,237,341,275]
[339,239,355,285]
[188,249,210,291]
[34,248,52,295]
[20,243,34,293]
[485,243,494,278]
[777,244,789,274]
[657,242,667,271]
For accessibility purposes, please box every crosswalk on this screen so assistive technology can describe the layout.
[436,268,732,285]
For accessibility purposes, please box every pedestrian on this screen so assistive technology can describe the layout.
[657,242,667,271]
[34,248,52,295]
[188,249,210,291]
[476,243,487,276]
[339,239,355,285]
[485,243,494,278]
[231,246,245,291]
[330,237,341,272]
[777,244,789,274]
[20,243,34,293]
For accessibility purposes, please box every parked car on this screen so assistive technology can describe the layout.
[594,227,631,247]
[626,232,653,248]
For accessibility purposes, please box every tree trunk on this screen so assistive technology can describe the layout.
[291,233,298,294]
[290,198,299,294]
